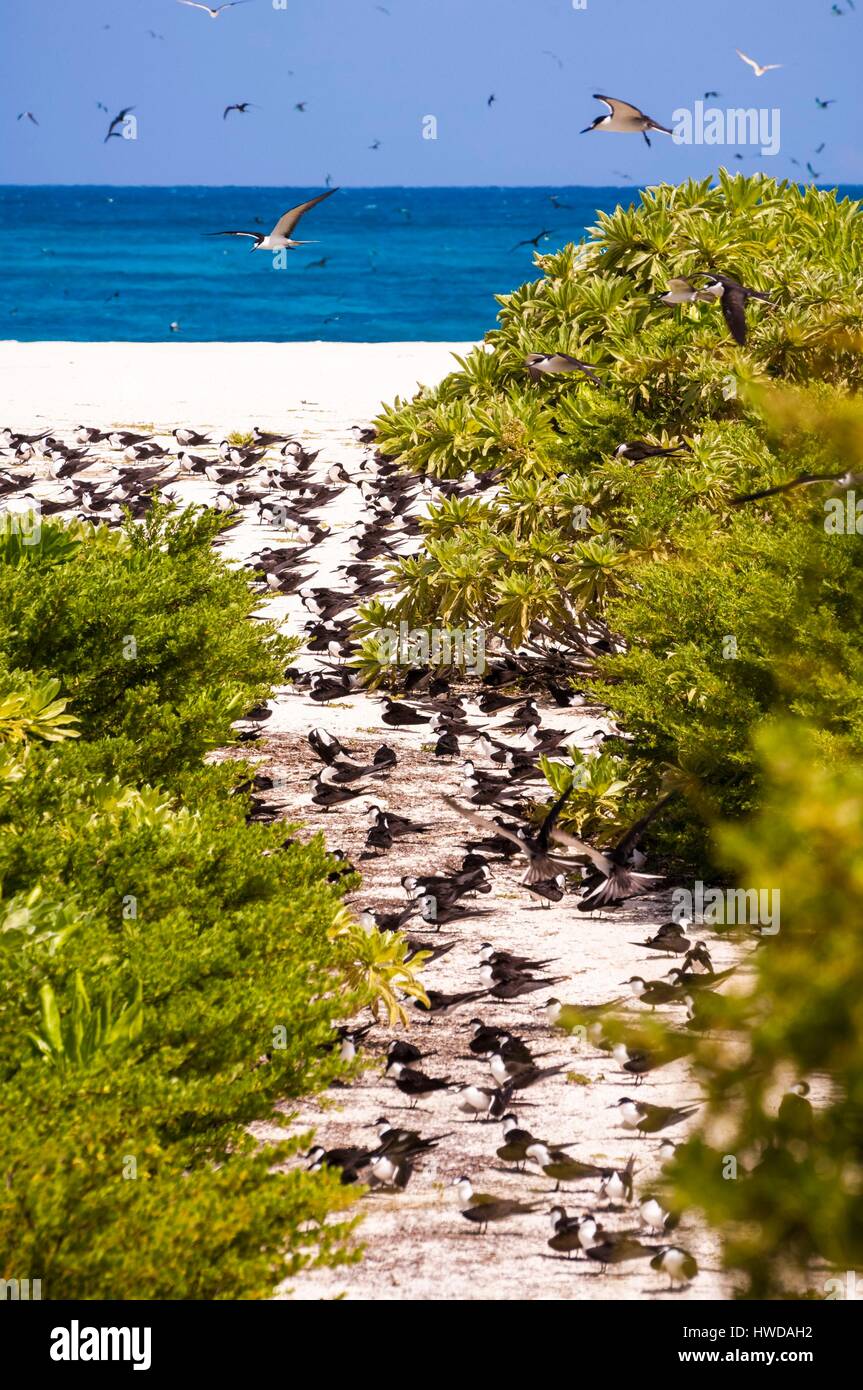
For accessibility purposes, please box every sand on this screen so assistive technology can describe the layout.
[1,340,743,1301]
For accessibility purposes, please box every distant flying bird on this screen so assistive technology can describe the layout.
[547,193,571,209]
[17,111,38,125]
[104,107,135,142]
[376,4,391,12]
[806,163,822,180]
[223,102,256,119]
[581,95,672,147]
[815,142,826,153]
[542,50,564,69]
[612,170,633,180]
[511,228,553,251]
[369,139,382,150]
[735,49,782,77]
[148,30,165,39]
[324,172,333,186]
[487,94,496,107]
[306,256,330,269]
[96,102,108,113]
[177,1,252,16]
[294,101,307,112]
[206,187,338,251]
[815,97,836,108]
[703,90,720,99]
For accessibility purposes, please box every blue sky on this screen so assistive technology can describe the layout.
[1,0,859,186]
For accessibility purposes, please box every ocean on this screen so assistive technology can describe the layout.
[0,185,639,342]
[4,185,860,344]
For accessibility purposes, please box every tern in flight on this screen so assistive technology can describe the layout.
[581,95,672,147]
[17,111,39,125]
[206,188,339,252]
[735,49,782,77]
[177,1,252,16]
[223,102,256,119]
[104,107,135,142]
[511,228,553,251]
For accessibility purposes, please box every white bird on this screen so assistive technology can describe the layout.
[177,1,252,17]
[581,95,672,147]
[735,49,782,77]
[206,188,339,251]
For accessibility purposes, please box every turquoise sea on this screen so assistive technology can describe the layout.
[0,184,641,342]
[3,185,859,343]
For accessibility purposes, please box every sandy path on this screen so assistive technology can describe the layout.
[1,342,739,1301]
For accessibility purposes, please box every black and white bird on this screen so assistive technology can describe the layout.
[524,352,600,385]
[695,272,774,346]
[207,188,338,252]
[581,95,672,147]
[386,1060,451,1105]
[615,1097,698,1135]
[650,1245,698,1288]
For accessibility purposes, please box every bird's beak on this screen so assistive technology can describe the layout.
[580,125,593,135]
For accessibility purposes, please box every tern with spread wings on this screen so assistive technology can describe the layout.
[206,188,339,252]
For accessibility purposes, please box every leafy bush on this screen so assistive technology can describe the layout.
[655,724,863,1298]
[0,508,400,1298]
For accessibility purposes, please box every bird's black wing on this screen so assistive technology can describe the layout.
[720,285,748,345]
[612,792,676,859]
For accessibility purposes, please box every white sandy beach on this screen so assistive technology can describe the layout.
[1,340,742,1301]
[0,340,474,436]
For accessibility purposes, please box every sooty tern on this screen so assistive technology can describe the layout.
[581,95,672,147]
[207,188,338,251]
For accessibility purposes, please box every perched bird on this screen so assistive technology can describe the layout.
[386,1060,450,1105]
[457,1082,513,1121]
[735,49,782,77]
[614,440,688,464]
[615,1097,698,1135]
[581,95,672,147]
[526,1142,605,1189]
[206,188,338,252]
[453,1177,541,1232]
[650,1245,698,1288]
[631,922,691,955]
[525,352,600,385]
[415,987,488,1015]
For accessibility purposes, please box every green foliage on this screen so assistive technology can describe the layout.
[0,511,378,1298]
[372,176,863,866]
[0,502,294,783]
[661,725,863,1298]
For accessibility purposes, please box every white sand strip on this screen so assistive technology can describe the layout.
[0,341,474,435]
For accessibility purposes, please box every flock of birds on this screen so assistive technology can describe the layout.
[0,409,760,1291]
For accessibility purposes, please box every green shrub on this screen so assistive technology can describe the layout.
[0,508,394,1298]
